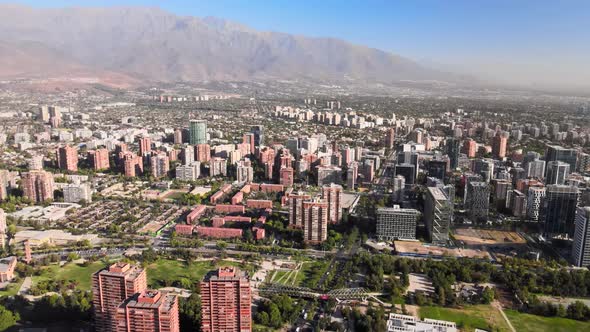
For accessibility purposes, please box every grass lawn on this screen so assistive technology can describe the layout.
[420,305,512,332]
[299,260,330,289]
[505,309,590,332]
[0,279,24,297]
[32,260,111,291]
[146,259,253,288]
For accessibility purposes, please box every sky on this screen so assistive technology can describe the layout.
[11,0,590,90]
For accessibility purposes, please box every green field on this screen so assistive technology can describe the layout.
[420,305,511,332]
[32,260,111,291]
[505,309,590,332]
[0,279,24,297]
[146,259,254,288]
[29,258,255,292]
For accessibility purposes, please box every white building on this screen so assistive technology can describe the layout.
[176,162,201,181]
[386,313,457,332]
[63,183,92,203]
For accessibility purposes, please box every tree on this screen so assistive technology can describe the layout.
[567,301,590,321]
[481,287,495,304]
[0,305,19,331]
[269,304,282,328]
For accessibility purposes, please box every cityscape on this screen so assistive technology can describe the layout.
[1,1,590,332]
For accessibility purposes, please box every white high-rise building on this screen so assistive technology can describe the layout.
[573,207,590,267]
[236,162,254,183]
[175,162,201,181]
[526,187,546,222]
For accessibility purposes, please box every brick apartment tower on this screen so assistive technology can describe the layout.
[200,267,252,332]
[57,145,78,172]
[21,170,54,203]
[321,183,343,223]
[88,148,110,170]
[195,144,211,162]
[116,290,179,332]
[92,262,147,332]
[302,198,329,243]
[139,137,152,156]
[288,192,312,227]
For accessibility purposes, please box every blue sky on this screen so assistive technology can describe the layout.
[10,0,590,89]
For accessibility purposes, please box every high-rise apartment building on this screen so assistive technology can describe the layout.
[0,169,8,201]
[322,183,343,223]
[302,198,329,243]
[573,207,590,267]
[463,138,477,158]
[181,146,195,165]
[526,186,546,222]
[525,159,546,179]
[195,143,211,162]
[139,137,152,156]
[346,162,358,189]
[279,166,294,187]
[237,162,254,183]
[392,175,406,202]
[21,170,54,203]
[250,125,264,147]
[424,187,453,243]
[190,120,208,145]
[385,128,395,149]
[492,131,509,159]
[0,208,6,249]
[174,128,183,145]
[288,192,312,227]
[543,185,580,237]
[242,133,255,155]
[116,290,179,332]
[150,154,170,179]
[176,162,201,181]
[376,206,420,241]
[200,267,251,332]
[57,145,78,172]
[316,165,342,186]
[92,263,148,332]
[210,157,227,177]
[446,138,461,169]
[123,154,143,177]
[88,148,110,170]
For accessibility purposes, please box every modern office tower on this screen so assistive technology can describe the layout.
[189,120,207,145]
[527,186,546,221]
[316,165,342,186]
[57,145,78,172]
[174,128,183,145]
[322,183,343,223]
[546,161,570,185]
[237,162,254,183]
[288,192,312,227]
[92,262,148,332]
[376,206,420,241]
[0,208,6,249]
[0,169,8,201]
[21,170,54,203]
[302,198,329,243]
[181,146,195,165]
[465,181,490,223]
[279,166,294,187]
[242,133,255,155]
[250,125,264,147]
[200,267,251,332]
[385,128,395,148]
[346,162,358,189]
[175,162,201,181]
[139,136,152,156]
[472,158,494,182]
[150,154,170,179]
[573,207,590,267]
[286,137,299,156]
[463,138,477,158]
[115,290,179,332]
[210,157,227,177]
[88,148,110,170]
[395,163,416,185]
[195,143,211,163]
[543,185,581,237]
[392,175,406,202]
[545,145,578,173]
[426,160,447,181]
[494,179,512,210]
[424,187,452,244]
[446,138,461,169]
[507,190,527,218]
[525,159,546,179]
[492,131,509,159]
[63,183,92,203]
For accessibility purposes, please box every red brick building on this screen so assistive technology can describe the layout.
[88,148,110,170]
[186,205,207,224]
[215,205,245,214]
[196,226,243,239]
[57,145,78,172]
[246,200,273,209]
[200,267,251,332]
[116,290,179,332]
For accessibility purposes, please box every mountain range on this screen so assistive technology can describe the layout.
[0,4,459,87]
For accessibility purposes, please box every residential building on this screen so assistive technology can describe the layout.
[115,290,179,332]
[322,183,343,223]
[302,198,329,243]
[386,313,457,332]
[316,165,342,186]
[21,170,54,203]
[139,136,152,156]
[288,192,312,227]
[279,166,294,187]
[492,131,509,159]
[526,186,546,222]
[150,153,170,178]
[237,162,254,183]
[176,162,201,181]
[200,267,251,332]
[63,183,92,203]
[57,145,78,172]
[210,157,227,177]
[195,143,211,162]
[88,148,110,170]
